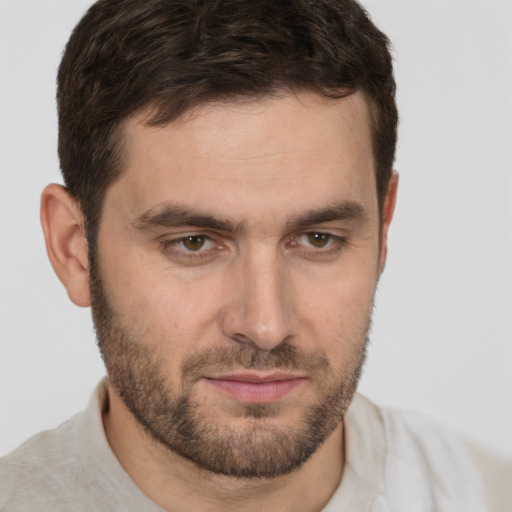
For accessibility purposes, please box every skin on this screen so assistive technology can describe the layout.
[41,91,398,511]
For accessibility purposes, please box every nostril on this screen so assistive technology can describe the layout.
[230,332,258,346]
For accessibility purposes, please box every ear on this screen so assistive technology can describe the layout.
[40,184,91,307]
[378,172,399,274]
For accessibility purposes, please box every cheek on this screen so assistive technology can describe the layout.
[100,249,227,354]
[295,263,377,356]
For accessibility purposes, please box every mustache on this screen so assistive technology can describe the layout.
[181,341,329,380]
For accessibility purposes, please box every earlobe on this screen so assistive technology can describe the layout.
[40,184,91,307]
[378,172,399,274]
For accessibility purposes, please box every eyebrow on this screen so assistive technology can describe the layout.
[285,202,367,231]
[131,204,243,233]
[131,200,367,233]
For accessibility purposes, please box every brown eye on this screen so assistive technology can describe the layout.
[160,234,221,262]
[306,233,331,248]
[182,235,207,251]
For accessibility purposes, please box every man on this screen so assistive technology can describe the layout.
[0,0,509,510]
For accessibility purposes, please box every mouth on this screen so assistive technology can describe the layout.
[203,372,308,404]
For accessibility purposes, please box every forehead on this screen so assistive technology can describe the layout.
[109,91,377,226]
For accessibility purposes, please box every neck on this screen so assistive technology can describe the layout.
[103,383,345,512]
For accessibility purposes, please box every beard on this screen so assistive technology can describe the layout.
[90,259,370,479]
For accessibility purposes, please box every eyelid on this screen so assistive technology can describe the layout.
[289,230,344,245]
[159,232,221,257]
[285,230,348,260]
[299,232,338,246]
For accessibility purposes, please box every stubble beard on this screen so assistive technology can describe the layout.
[90,259,371,479]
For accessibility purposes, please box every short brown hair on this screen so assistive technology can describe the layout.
[57,0,397,247]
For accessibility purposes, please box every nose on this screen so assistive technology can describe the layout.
[220,247,295,352]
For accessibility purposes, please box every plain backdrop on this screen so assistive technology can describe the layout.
[1,0,511,458]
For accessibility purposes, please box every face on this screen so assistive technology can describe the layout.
[91,91,384,478]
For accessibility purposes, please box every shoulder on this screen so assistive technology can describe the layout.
[376,403,512,512]
[0,412,84,510]
[0,381,165,512]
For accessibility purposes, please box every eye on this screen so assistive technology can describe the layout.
[286,231,346,261]
[298,232,338,249]
[179,235,210,251]
[304,232,332,248]
[160,234,218,256]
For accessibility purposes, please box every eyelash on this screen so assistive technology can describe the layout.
[291,232,343,249]
[160,235,220,260]
[288,232,347,260]
[159,232,347,261]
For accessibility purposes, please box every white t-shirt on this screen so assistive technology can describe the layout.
[1,380,510,511]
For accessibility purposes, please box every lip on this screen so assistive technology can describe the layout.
[203,372,307,404]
